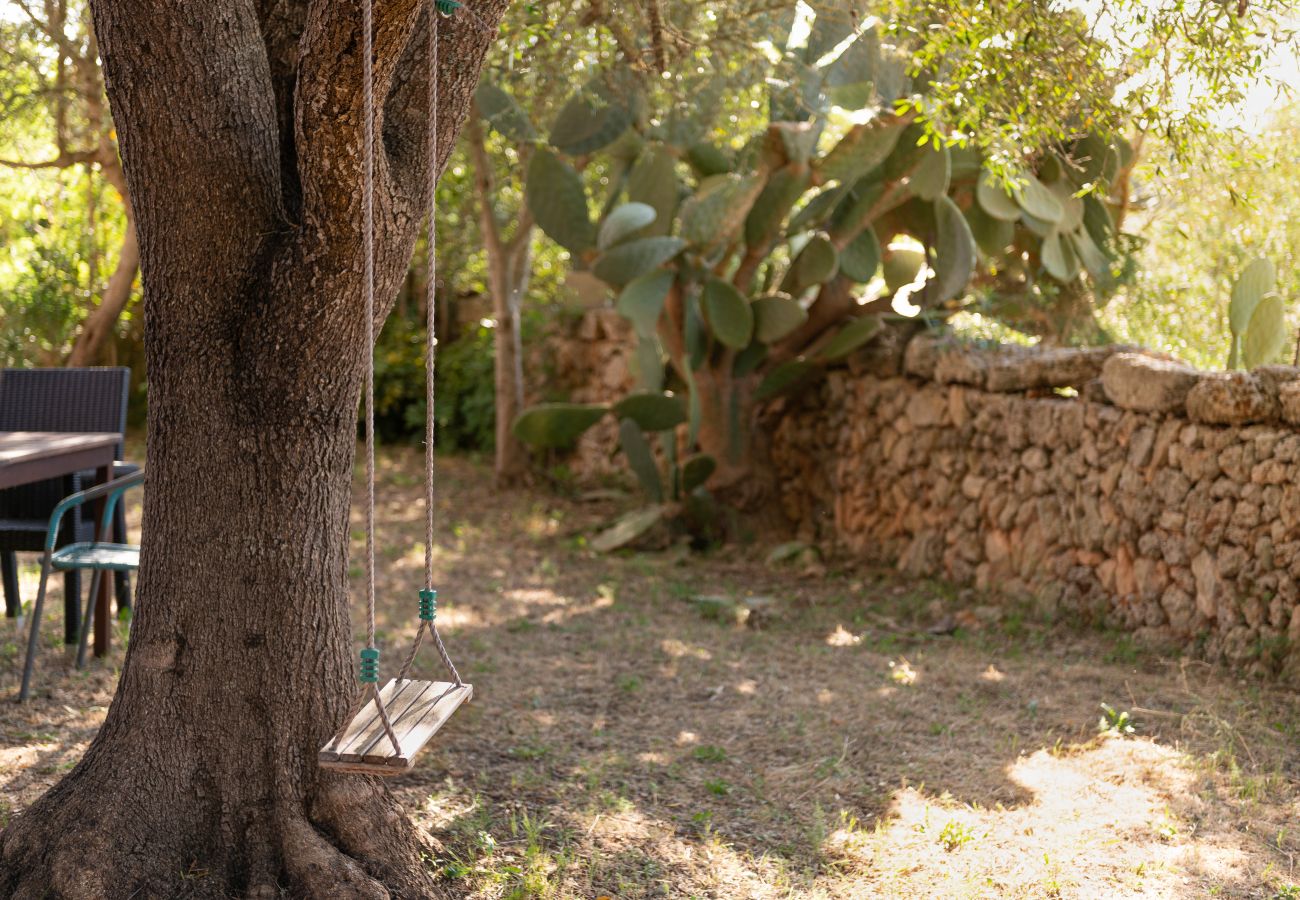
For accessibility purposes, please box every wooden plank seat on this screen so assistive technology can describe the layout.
[51,541,140,571]
[318,678,472,775]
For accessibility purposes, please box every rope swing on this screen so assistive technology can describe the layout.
[319,0,489,776]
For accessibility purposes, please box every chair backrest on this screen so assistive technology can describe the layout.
[0,368,130,456]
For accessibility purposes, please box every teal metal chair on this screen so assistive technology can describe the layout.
[19,469,144,701]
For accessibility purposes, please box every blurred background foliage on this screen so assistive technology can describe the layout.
[2,0,1299,449]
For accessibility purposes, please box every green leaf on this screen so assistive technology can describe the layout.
[930,196,975,303]
[1013,173,1063,224]
[756,358,814,400]
[701,278,754,349]
[1082,194,1114,248]
[682,363,702,444]
[1074,133,1111,183]
[633,336,664,391]
[1020,211,1055,238]
[805,6,856,63]
[1047,180,1084,231]
[1041,231,1080,282]
[732,340,768,376]
[908,144,950,201]
[825,24,879,89]
[884,248,926,292]
[817,119,907,184]
[949,146,982,180]
[1243,293,1287,369]
[1069,228,1110,280]
[619,419,663,502]
[613,393,687,431]
[965,201,1014,257]
[780,235,839,295]
[829,177,890,243]
[680,174,763,249]
[771,121,821,164]
[617,270,674,338]
[627,146,679,238]
[1230,257,1277,336]
[590,506,665,553]
[752,294,808,342]
[680,455,716,493]
[816,315,881,360]
[661,429,679,500]
[745,165,812,247]
[976,169,1021,221]
[686,141,733,176]
[789,184,849,235]
[684,290,707,369]
[512,403,608,449]
[526,150,594,254]
[839,227,881,282]
[873,47,911,102]
[598,202,658,250]
[549,78,633,155]
[592,237,686,287]
[476,82,537,143]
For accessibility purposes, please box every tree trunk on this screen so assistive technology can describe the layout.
[466,112,530,487]
[0,1,504,897]
[67,162,138,367]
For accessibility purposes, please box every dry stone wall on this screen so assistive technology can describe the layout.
[772,335,1300,676]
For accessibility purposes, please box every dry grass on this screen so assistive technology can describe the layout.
[1,445,1298,899]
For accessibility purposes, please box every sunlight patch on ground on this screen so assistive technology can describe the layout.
[826,624,861,647]
[818,736,1237,898]
[659,638,712,660]
[887,657,918,685]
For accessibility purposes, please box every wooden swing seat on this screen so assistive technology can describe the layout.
[318,678,472,775]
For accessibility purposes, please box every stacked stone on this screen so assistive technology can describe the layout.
[531,309,638,479]
[773,335,1300,677]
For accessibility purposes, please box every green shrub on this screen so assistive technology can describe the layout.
[372,317,496,452]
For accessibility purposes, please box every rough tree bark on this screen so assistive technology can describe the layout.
[465,110,533,487]
[0,1,504,897]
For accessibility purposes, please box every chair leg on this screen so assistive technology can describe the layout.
[19,555,54,701]
[115,572,132,617]
[2,551,18,618]
[113,504,131,614]
[64,570,81,644]
[76,569,102,670]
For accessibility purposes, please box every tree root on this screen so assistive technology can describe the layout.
[309,777,448,900]
[281,815,391,900]
[0,765,452,899]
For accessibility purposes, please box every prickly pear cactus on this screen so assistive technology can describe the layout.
[506,1,1135,532]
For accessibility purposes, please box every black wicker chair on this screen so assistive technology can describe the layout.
[0,367,137,642]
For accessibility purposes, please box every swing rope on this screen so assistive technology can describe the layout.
[353,0,402,756]
[328,0,488,762]
[395,2,464,692]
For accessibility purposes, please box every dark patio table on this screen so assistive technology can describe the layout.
[0,431,120,657]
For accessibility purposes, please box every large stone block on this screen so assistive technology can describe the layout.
[1185,373,1279,425]
[1101,352,1201,413]
[984,346,1117,393]
[1279,381,1300,426]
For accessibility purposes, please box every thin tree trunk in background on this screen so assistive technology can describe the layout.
[66,20,140,369]
[467,111,530,487]
[0,1,505,895]
[67,154,138,367]
[67,214,138,366]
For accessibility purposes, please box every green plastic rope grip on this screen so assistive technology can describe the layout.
[435,0,461,16]
[359,647,380,683]
[419,589,437,622]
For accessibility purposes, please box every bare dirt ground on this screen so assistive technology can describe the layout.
[2,446,1298,899]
